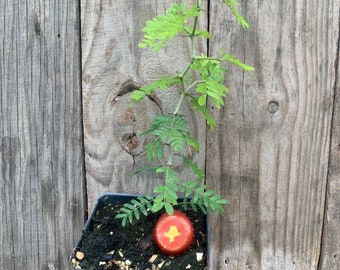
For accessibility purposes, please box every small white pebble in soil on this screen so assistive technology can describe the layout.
[148,254,158,263]
[75,251,84,260]
[125,259,132,266]
[196,252,204,262]
[114,260,122,266]
[99,261,106,266]
[157,260,165,268]
[185,264,191,269]
[119,250,124,258]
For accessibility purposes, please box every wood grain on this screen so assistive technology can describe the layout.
[1,0,338,269]
[0,1,85,269]
[206,0,340,269]
[81,0,207,208]
[319,16,340,268]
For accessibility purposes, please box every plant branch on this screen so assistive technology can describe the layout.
[116,0,253,225]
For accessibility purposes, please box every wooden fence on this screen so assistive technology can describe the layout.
[0,0,339,269]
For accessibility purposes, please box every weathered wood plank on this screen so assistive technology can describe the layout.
[206,0,339,269]
[319,17,340,268]
[0,1,85,269]
[81,0,207,208]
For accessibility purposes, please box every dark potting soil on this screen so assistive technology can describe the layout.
[71,200,207,270]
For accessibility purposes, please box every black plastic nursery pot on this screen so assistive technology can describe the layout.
[70,193,209,270]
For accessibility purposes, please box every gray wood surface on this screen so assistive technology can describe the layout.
[81,0,207,208]
[0,0,339,269]
[206,0,340,269]
[319,26,340,268]
[0,1,85,269]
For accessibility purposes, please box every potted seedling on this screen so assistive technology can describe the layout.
[71,0,253,269]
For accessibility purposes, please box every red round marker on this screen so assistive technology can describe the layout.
[153,210,194,256]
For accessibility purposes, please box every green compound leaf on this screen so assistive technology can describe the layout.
[142,114,197,155]
[186,135,200,153]
[187,187,228,215]
[154,172,178,202]
[123,203,135,210]
[133,208,140,220]
[131,199,142,209]
[180,180,198,197]
[198,94,207,107]
[132,166,159,176]
[190,96,217,130]
[130,76,181,103]
[221,53,255,71]
[182,157,204,181]
[217,198,229,204]
[165,167,180,184]
[190,57,229,107]
[198,203,207,214]
[127,212,133,224]
[190,201,198,212]
[139,3,201,52]
[139,195,154,210]
[195,29,211,38]
[164,187,178,204]
[145,140,163,162]
[196,79,228,109]
[154,185,166,193]
[151,201,165,213]
[115,196,155,227]
[165,202,174,215]
[119,0,249,226]
[117,211,131,226]
[224,0,249,28]
[122,216,127,227]
[140,204,148,216]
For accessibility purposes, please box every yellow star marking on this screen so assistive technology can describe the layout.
[164,225,181,243]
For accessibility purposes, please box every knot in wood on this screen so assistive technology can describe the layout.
[267,100,279,113]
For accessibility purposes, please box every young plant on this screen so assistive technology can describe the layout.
[116,0,254,227]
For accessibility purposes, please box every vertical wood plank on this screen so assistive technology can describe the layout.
[81,0,207,208]
[0,0,85,269]
[319,18,340,268]
[206,0,339,269]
